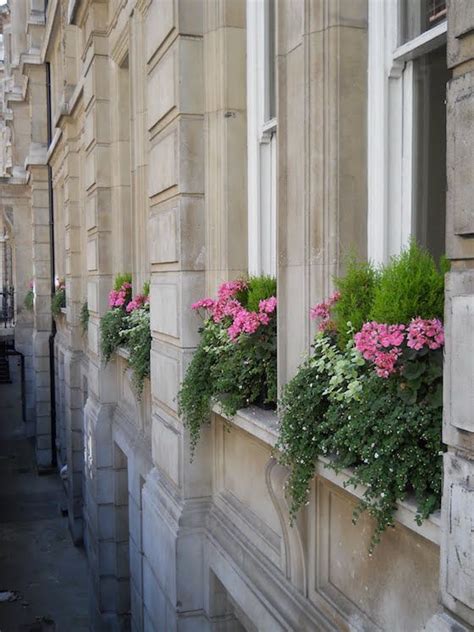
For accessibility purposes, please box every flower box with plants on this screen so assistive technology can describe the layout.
[24,280,34,311]
[51,278,66,317]
[277,242,447,551]
[100,274,151,396]
[80,301,89,335]
[178,276,277,453]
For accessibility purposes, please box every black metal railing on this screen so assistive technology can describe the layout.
[0,286,14,328]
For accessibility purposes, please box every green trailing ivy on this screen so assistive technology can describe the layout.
[100,275,151,397]
[120,304,151,397]
[178,276,277,455]
[322,370,442,551]
[24,288,34,311]
[80,301,89,335]
[177,321,220,451]
[100,273,132,361]
[100,308,127,362]
[51,280,66,317]
[277,334,366,520]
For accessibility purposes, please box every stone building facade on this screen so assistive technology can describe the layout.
[0,0,473,631]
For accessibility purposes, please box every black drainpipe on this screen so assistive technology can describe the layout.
[46,61,57,468]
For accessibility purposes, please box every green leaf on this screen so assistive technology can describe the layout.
[402,361,426,381]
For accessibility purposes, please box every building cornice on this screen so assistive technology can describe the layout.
[41,0,60,63]
[25,143,48,169]
[47,128,63,163]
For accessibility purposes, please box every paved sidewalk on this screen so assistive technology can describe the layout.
[0,357,89,632]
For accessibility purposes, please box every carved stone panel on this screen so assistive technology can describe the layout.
[447,74,474,237]
[447,484,474,608]
[448,295,474,432]
[309,479,440,632]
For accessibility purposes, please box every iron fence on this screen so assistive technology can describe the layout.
[0,286,14,327]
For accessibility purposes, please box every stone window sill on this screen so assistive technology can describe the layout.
[212,404,441,545]
[115,346,130,361]
[54,308,67,319]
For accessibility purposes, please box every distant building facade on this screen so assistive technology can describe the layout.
[0,0,473,630]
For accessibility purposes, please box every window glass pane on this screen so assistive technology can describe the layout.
[412,45,449,261]
[400,0,446,44]
[266,0,276,121]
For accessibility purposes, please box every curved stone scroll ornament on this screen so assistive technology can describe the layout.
[265,457,307,595]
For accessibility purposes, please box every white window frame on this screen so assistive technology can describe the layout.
[367,0,447,264]
[247,0,277,276]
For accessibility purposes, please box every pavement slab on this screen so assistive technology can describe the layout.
[0,357,89,632]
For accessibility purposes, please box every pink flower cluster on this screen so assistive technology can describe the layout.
[354,322,405,378]
[55,277,65,291]
[108,282,132,309]
[354,318,444,378]
[191,280,277,341]
[406,317,444,350]
[310,291,341,332]
[126,294,149,313]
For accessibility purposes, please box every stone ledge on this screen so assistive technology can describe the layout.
[213,404,441,545]
[213,403,279,447]
[115,346,130,361]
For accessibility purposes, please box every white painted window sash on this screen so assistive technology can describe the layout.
[393,19,447,63]
[368,0,446,264]
[247,0,277,277]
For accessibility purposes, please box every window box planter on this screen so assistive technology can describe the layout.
[213,403,440,546]
[178,277,277,454]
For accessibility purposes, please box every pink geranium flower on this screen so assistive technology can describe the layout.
[354,322,407,378]
[126,294,148,313]
[354,318,444,378]
[407,318,444,351]
[310,291,341,332]
[108,282,133,309]
[259,297,277,314]
[191,298,215,311]
[191,279,276,342]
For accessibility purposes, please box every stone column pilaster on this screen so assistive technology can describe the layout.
[203,0,248,295]
[277,0,368,384]
[24,51,51,468]
[71,3,121,627]
[30,162,53,468]
[141,0,210,628]
[426,2,474,630]
[63,118,86,543]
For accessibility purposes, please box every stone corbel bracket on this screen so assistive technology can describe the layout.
[265,457,307,595]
